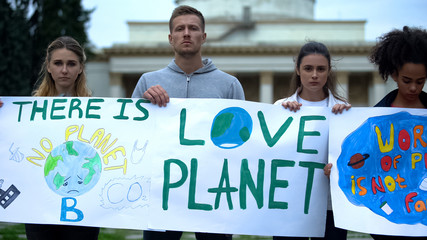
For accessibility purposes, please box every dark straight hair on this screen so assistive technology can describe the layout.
[288,41,346,102]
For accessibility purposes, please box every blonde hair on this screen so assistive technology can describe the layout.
[33,36,92,97]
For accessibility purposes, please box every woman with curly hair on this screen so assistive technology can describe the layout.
[370,26,427,109]
[369,26,427,239]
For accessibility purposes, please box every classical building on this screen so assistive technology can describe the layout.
[86,0,402,106]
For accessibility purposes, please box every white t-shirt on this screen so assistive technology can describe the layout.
[298,96,329,107]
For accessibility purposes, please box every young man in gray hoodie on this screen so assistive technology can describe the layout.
[131,5,244,106]
[131,5,244,240]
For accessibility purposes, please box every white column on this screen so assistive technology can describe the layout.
[259,71,274,103]
[85,62,110,97]
[109,73,125,98]
[369,72,386,106]
[336,72,349,100]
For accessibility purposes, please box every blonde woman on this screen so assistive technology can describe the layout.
[25,36,98,240]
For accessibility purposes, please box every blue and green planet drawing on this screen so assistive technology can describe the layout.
[44,141,102,197]
[210,107,253,149]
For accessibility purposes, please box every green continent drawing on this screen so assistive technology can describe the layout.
[211,112,234,138]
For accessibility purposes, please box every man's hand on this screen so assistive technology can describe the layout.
[143,85,170,107]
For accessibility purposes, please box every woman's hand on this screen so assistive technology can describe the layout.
[324,163,332,178]
[281,101,302,112]
[332,103,351,114]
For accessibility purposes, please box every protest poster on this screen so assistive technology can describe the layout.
[0,97,154,230]
[146,99,329,236]
[0,97,329,237]
[329,107,427,236]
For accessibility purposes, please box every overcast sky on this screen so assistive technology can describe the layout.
[82,0,427,49]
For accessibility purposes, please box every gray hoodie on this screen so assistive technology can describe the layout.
[132,58,245,100]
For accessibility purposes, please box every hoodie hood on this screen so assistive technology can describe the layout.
[167,58,217,75]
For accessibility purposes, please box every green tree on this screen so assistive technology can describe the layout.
[0,0,93,95]
[29,0,94,90]
[0,0,32,95]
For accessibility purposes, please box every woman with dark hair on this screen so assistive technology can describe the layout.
[276,41,349,113]
[274,41,350,240]
[368,26,427,240]
[370,26,427,109]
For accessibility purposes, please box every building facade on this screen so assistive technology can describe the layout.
[86,0,404,106]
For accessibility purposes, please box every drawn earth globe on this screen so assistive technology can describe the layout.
[210,107,253,149]
[44,141,102,197]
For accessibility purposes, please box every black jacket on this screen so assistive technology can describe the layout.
[374,89,427,107]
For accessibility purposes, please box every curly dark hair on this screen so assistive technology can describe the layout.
[369,26,427,81]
